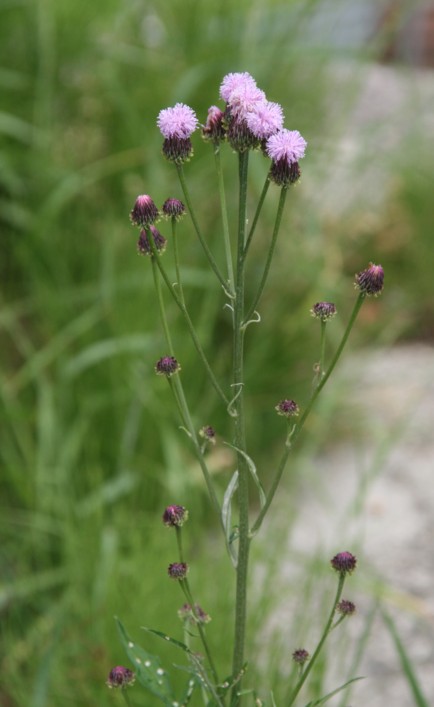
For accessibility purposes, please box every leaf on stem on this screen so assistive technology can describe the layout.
[115,618,174,705]
[225,442,266,509]
[222,470,239,567]
[303,676,364,706]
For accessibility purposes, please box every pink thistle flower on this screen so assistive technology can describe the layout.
[219,72,257,102]
[202,105,226,143]
[245,100,284,139]
[130,194,159,227]
[266,129,307,164]
[227,84,266,120]
[157,103,198,139]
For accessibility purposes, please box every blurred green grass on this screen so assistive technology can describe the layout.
[1,0,433,704]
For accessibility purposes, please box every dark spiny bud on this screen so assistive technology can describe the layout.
[202,106,226,143]
[178,603,211,624]
[162,198,186,221]
[292,648,310,665]
[355,262,384,296]
[275,399,300,418]
[199,425,216,444]
[155,356,181,377]
[336,599,356,616]
[162,505,189,527]
[106,666,135,689]
[137,226,167,256]
[310,301,337,321]
[331,551,357,575]
[130,194,159,227]
[168,562,188,580]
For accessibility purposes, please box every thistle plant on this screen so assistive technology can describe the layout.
[109,72,384,707]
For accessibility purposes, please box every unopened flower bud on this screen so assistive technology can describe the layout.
[292,648,310,665]
[168,562,188,580]
[178,603,211,624]
[202,106,226,143]
[331,551,357,575]
[162,505,188,527]
[355,262,384,296]
[137,226,167,256]
[162,198,186,221]
[130,195,159,227]
[336,599,356,616]
[106,666,135,689]
[275,399,300,418]
[199,425,216,444]
[155,356,181,377]
[310,302,337,321]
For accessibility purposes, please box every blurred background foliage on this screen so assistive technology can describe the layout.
[1,0,433,704]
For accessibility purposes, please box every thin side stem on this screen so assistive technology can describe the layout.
[176,163,233,296]
[152,250,229,406]
[251,293,366,535]
[244,186,288,324]
[171,217,185,306]
[287,573,346,706]
[230,151,251,707]
[243,175,270,257]
[214,146,235,294]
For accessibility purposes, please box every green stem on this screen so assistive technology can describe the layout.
[244,186,288,324]
[230,151,251,707]
[175,528,221,690]
[151,257,173,353]
[151,248,229,406]
[287,573,346,706]
[121,688,133,707]
[171,216,185,306]
[251,293,366,535]
[176,163,233,296]
[214,146,235,295]
[243,176,270,257]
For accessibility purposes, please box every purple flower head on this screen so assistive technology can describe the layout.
[219,72,257,103]
[178,602,211,625]
[162,198,186,221]
[202,105,226,143]
[336,599,356,616]
[226,84,266,121]
[106,666,135,689]
[245,100,284,139]
[275,399,300,418]
[168,562,189,580]
[155,356,181,377]
[130,194,159,227]
[137,226,167,256]
[292,649,310,665]
[157,103,198,139]
[266,129,307,164]
[310,302,337,322]
[162,504,189,527]
[331,551,357,575]
[355,263,384,296]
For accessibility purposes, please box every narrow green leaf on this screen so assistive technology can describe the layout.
[222,470,239,566]
[115,618,174,705]
[225,442,266,508]
[304,676,364,706]
[142,627,191,654]
[382,610,429,707]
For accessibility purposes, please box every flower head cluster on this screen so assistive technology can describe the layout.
[275,399,300,418]
[310,301,337,321]
[137,225,167,256]
[331,551,357,575]
[106,666,135,689]
[155,356,181,377]
[219,72,284,151]
[162,504,189,527]
[355,263,384,296]
[168,562,189,580]
[202,105,226,143]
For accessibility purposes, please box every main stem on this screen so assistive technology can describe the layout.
[231,151,250,707]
